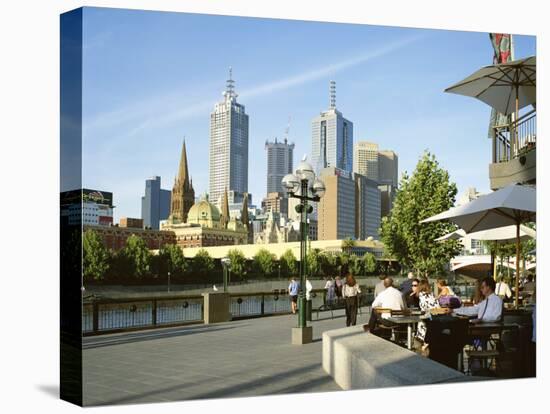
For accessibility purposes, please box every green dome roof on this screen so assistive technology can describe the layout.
[186,199,221,227]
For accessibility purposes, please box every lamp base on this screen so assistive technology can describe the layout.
[291,326,313,345]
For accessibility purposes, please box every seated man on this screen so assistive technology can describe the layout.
[364,277,406,332]
[453,277,503,322]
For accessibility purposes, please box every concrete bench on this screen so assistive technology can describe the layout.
[322,326,469,390]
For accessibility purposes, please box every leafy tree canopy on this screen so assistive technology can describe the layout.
[380,151,462,278]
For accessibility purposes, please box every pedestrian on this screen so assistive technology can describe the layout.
[288,277,299,314]
[342,273,361,327]
[324,276,335,306]
[334,275,343,303]
[399,271,415,295]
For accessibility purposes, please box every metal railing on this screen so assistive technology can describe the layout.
[82,288,376,336]
[493,110,536,163]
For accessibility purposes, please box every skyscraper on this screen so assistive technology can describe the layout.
[317,168,381,240]
[265,137,294,195]
[311,81,353,175]
[209,68,249,206]
[141,178,171,230]
[378,150,398,187]
[378,150,398,218]
[167,140,195,224]
[353,141,379,182]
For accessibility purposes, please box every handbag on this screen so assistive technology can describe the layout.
[438,295,462,309]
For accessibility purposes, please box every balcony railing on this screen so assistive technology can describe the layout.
[492,109,536,163]
[82,288,375,336]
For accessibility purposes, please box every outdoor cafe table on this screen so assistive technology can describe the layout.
[385,315,422,350]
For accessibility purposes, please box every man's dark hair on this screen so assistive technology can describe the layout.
[383,277,393,288]
[527,274,534,282]
[412,278,420,284]
[481,277,496,291]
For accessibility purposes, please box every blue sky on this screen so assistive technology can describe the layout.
[81,7,536,220]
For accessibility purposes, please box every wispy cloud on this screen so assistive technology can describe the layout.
[85,33,426,144]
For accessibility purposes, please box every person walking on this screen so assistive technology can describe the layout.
[342,274,361,326]
[324,276,336,306]
[288,277,299,314]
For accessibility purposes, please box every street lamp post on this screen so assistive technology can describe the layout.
[221,258,231,293]
[167,271,171,293]
[282,158,325,344]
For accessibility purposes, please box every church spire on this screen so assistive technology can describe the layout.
[169,138,195,224]
[220,187,230,229]
[177,138,190,189]
[241,192,249,244]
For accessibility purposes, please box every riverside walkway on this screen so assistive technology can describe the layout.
[83,309,352,406]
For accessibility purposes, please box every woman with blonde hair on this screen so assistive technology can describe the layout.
[436,278,455,298]
[342,272,361,327]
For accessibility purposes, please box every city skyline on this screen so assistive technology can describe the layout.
[80,7,536,221]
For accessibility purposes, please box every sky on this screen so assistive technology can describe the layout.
[80,7,536,221]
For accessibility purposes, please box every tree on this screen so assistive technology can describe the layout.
[280,249,297,278]
[158,244,187,281]
[193,249,214,277]
[380,151,462,278]
[120,235,151,279]
[227,249,247,281]
[83,229,110,282]
[363,252,377,274]
[306,248,322,277]
[341,237,356,254]
[320,252,339,276]
[253,248,277,278]
[349,255,363,277]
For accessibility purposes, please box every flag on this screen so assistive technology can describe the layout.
[488,34,513,139]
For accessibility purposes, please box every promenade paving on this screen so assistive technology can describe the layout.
[82,308,364,406]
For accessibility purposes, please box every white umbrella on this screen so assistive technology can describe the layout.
[422,184,536,306]
[467,224,535,242]
[445,56,536,116]
[435,229,466,242]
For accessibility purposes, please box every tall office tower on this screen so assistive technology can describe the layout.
[209,67,249,206]
[317,167,356,240]
[311,81,354,175]
[378,150,398,187]
[377,150,398,218]
[353,141,379,182]
[265,137,294,195]
[141,176,171,230]
[168,140,195,224]
[317,168,381,240]
[355,174,381,239]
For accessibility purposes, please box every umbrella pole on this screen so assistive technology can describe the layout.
[515,221,520,308]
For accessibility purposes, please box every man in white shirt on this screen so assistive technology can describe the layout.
[364,277,406,332]
[495,276,512,301]
[373,275,386,298]
[453,277,503,322]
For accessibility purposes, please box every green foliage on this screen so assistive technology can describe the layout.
[349,255,363,277]
[363,252,377,274]
[158,244,187,280]
[306,248,322,277]
[320,252,339,276]
[253,248,277,278]
[227,249,247,280]
[341,237,356,253]
[120,234,151,279]
[193,249,215,277]
[280,249,297,278]
[380,151,462,278]
[83,229,110,282]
